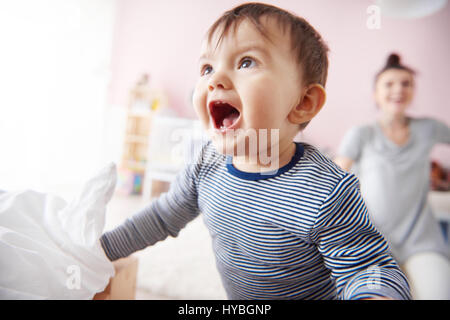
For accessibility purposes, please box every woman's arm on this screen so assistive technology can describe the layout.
[335,125,367,172]
[334,156,354,172]
[432,119,450,144]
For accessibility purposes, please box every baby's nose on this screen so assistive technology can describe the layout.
[208,72,232,91]
[208,83,225,91]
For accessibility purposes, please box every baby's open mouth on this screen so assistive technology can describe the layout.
[209,101,240,130]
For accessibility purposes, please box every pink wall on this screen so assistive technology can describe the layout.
[108,0,450,164]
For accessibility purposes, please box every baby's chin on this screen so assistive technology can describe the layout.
[207,126,283,157]
[210,134,238,156]
[209,133,265,158]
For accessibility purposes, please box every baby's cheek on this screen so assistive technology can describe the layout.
[192,88,209,127]
[247,94,277,127]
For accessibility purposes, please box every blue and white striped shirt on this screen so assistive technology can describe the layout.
[100,141,411,300]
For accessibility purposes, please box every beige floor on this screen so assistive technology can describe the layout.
[135,288,173,300]
[104,192,145,231]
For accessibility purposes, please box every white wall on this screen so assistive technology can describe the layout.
[0,0,118,197]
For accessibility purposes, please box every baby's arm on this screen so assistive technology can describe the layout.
[100,161,201,261]
[310,173,411,300]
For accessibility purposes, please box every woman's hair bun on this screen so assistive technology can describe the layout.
[375,52,415,82]
[386,53,401,67]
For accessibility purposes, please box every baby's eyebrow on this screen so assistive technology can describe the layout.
[198,44,270,63]
[198,53,211,62]
[234,44,271,58]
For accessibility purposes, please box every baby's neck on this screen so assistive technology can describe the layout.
[232,141,296,173]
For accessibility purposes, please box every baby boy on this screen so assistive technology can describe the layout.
[100,3,411,300]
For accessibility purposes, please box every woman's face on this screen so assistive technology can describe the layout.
[374,69,415,117]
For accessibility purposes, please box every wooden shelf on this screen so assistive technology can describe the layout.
[124,135,149,144]
[126,109,153,118]
[122,108,153,178]
[123,160,146,172]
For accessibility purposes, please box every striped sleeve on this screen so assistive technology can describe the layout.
[100,156,202,261]
[309,173,411,300]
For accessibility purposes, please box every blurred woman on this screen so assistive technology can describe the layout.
[335,53,450,299]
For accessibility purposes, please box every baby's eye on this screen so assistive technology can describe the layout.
[201,65,213,76]
[401,80,412,88]
[238,57,256,69]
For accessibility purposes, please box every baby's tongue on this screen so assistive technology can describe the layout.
[222,113,239,128]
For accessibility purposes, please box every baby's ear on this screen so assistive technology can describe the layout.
[288,84,326,125]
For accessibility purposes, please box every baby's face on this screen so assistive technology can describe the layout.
[193,18,304,156]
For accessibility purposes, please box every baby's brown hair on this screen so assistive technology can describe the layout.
[206,2,329,87]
